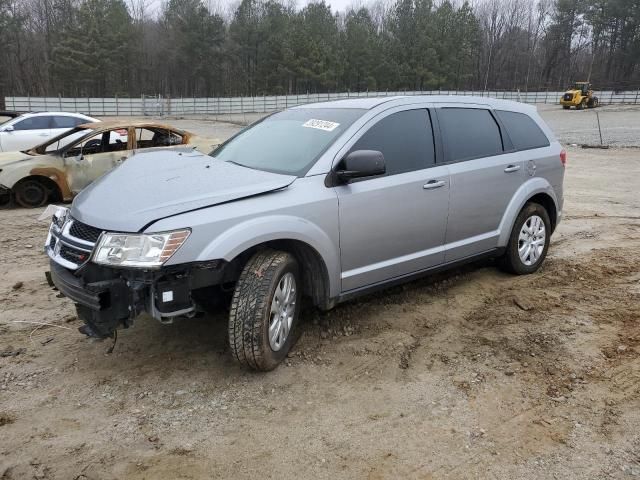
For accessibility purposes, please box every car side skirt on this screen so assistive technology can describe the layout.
[336,247,505,304]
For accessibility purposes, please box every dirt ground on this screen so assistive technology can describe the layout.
[1,135,640,477]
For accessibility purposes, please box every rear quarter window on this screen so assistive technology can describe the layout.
[495,110,550,151]
[438,108,503,162]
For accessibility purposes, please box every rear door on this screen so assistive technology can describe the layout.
[0,115,52,151]
[436,106,524,261]
[334,107,450,292]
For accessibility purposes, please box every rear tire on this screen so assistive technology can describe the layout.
[499,203,551,275]
[562,106,570,110]
[14,179,49,208]
[228,249,301,371]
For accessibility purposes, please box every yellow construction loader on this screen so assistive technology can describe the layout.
[560,82,599,109]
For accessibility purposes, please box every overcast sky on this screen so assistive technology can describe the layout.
[129,0,364,18]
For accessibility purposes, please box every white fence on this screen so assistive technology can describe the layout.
[5,89,640,116]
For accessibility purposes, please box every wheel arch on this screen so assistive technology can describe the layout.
[498,180,559,247]
[181,214,341,305]
[29,167,72,201]
[14,174,64,203]
[527,192,558,232]
[224,239,333,310]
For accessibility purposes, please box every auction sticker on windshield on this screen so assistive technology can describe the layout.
[302,119,340,132]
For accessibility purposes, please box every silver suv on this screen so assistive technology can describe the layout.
[45,96,565,371]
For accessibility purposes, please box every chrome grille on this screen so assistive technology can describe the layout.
[46,216,101,270]
[69,220,103,243]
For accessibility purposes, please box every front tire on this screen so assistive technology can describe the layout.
[14,179,48,208]
[228,249,301,371]
[499,203,551,275]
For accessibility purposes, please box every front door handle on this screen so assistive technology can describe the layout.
[423,180,446,190]
[504,165,521,173]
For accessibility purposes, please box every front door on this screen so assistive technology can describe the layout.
[63,129,132,194]
[1,115,52,152]
[334,108,450,292]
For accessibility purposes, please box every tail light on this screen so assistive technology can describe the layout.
[560,149,567,167]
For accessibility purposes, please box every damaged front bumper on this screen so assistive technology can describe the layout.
[46,258,225,338]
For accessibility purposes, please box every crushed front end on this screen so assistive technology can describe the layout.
[44,207,225,338]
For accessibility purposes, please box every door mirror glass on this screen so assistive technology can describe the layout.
[336,150,385,181]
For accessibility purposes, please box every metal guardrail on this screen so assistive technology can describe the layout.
[5,90,640,116]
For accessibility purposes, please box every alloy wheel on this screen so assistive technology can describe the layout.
[518,215,546,266]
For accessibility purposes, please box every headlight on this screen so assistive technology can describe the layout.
[93,229,190,268]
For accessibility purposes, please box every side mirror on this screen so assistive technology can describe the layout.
[336,150,385,182]
[3,125,14,132]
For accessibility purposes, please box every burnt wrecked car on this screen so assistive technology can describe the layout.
[45,96,564,371]
[0,121,219,207]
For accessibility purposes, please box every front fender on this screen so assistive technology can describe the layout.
[497,178,559,247]
[0,159,36,189]
[0,157,71,200]
[190,215,341,298]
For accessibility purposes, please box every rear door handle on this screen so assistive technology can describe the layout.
[504,165,521,173]
[423,180,446,190]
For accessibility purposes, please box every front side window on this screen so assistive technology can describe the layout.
[65,130,127,157]
[210,108,365,176]
[65,132,104,157]
[495,110,550,151]
[13,116,51,131]
[438,108,503,162]
[350,109,435,176]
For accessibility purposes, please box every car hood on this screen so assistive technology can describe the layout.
[0,151,34,167]
[71,149,297,232]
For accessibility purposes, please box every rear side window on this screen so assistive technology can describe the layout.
[438,108,503,162]
[52,116,86,128]
[13,116,51,130]
[495,110,550,150]
[351,109,435,175]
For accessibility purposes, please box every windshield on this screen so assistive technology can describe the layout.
[210,108,365,176]
[32,127,92,154]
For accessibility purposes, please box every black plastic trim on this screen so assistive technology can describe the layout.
[49,262,107,311]
[337,248,504,304]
